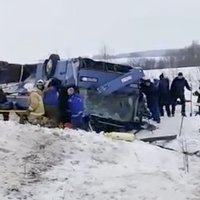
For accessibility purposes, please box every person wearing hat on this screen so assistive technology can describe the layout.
[170,72,191,117]
[36,79,45,93]
[14,80,44,111]
[19,83,45,124]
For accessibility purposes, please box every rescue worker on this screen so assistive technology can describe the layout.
[141,79,160,123]
[36,79,45,92]
[15,80,44,110]
[67,87,84,129]
[193,87,200,115]
[43,78,60,127]
[170,72,191,117]
[19,84,45,124]
[158,73,171,117]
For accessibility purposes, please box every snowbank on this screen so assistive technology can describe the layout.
[0,120,199,200]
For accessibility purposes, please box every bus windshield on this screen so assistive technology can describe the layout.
[80,89,136,122]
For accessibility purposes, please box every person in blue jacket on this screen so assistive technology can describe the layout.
[43,78,60,127]
[141,79,160,123]
[67,87,84,129]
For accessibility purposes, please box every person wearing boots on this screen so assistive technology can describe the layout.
[170,72,191,117]
[158,73,171,117]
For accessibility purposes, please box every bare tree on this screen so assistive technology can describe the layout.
[128,57,138,66]
[99,45,111,61]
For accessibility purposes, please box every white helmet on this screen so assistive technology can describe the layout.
[67,87,75,95]
[36,79,44,86]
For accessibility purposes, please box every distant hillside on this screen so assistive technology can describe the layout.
[93,48,180,60]
[93,42,200,70]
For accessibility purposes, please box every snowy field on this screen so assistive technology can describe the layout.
[0,66,200,200]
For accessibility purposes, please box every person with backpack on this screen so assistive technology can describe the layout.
[170,72,191,117]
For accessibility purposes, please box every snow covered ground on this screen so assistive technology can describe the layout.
[0,110,200,200]
[0,66,200,200]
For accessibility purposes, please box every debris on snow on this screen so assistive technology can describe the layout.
[0,117,200,200]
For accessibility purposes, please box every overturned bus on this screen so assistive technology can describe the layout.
[0,55,150,132]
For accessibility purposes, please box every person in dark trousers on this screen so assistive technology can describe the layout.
[141,79,160,123]
[58,85,71,126]
[170,72,191,117]
[43,78,60,127]
[158,73,171,117]
[193,87,200,115]
[67,87,84,129]
[0,88,9,121]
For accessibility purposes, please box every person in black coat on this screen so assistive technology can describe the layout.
[58,85,71,125]
[141,79,160,123]
[0,88,9,121]
[0,88,7,104]
[170,72,191,117]
[158,73,171,117]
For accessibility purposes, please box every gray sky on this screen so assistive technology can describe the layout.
[0,0,200,63]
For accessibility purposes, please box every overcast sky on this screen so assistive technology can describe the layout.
[0,0,200,63]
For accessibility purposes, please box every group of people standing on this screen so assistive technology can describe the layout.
[140,72,193,123]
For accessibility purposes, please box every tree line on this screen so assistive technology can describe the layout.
[129,41,200,70]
